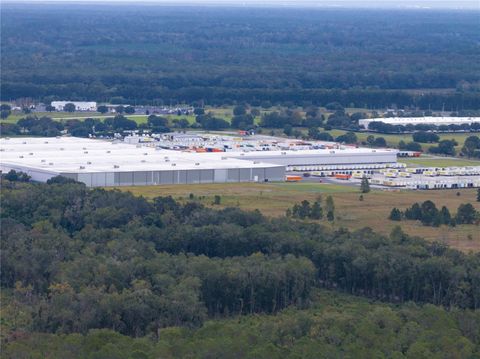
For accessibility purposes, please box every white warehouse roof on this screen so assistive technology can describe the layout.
[1,137,398,186]
[359,116,480,129]
[0,137,281,173]
[224,147,398,166]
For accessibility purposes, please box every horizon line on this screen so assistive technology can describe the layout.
[2,0,479,11]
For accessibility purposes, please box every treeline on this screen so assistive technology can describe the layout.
[0,105,319,136]
[0,114,179,137]
[2,5,480,109]
[2,179,480,341]
[389,200,479,227]
[4,291,479,358]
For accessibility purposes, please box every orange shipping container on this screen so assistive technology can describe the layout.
[286,175,302,182]
[334,174,351,180]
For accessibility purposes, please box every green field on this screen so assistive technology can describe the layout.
[117,183,480,253]
[399,156,480,168]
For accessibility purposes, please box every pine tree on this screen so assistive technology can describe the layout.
[439,206,451,225]
[389,208,402,221]
[455,203,477,224]
[299,200,311,219]
[310,201,323,219]
[405,202,422,220]
[291,204,301,218]
[326,196,335,221]
[360,177,370,193]
[420,200,439,226]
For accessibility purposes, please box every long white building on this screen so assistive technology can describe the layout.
[51,101,97,111]
[359,116,480,129]
[226,147,397,168]
[1,137,398,187]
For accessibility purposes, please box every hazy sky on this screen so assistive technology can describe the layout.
[3,0,479,9]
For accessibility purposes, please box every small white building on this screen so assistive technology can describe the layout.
[51,101,97,112]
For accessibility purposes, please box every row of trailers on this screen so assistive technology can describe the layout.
[288,162,406,177]
[404,166,480,177]
[371,177,480,190]
[371,166,480,190]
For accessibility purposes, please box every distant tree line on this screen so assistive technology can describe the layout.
[2,6,480,109]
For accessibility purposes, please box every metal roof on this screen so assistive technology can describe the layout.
[1,137,399,176]
[0,137,282,174]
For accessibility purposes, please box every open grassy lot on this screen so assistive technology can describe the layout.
[3,112,198,126]
[399,156,480,168]
[115,182,480,253]
[324,129,476,151]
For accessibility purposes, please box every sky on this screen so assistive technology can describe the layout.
[3,0,479,9]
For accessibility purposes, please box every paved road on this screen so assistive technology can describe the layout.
[286,171,361,187]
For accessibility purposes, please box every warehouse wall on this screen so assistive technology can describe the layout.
[59,166,285,187]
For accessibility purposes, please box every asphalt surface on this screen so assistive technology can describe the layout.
[286,171,362,187]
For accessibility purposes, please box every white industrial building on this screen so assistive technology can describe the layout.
[0,137,285,186]
[1,137,399,187]
[51,101,97,111]
[225,147,398,171]
[359,116,480,129]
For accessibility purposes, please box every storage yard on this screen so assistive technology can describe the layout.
[369,166,480,189]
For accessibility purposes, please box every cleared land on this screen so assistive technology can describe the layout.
[116,182,480,253]
[399,156,480,167]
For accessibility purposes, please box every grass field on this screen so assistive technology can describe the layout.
[3,112,197,126]
[115,182,480,253]
[324,129,476,152]
[399,157,480,168]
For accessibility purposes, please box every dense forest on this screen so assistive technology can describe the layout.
[4,292,479,358]
[1,4,480,109]
[1,178,480,356]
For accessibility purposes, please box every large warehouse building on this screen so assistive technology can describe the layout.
[0,137,285,186]
[359,116,480,129]
[1,137,398,187]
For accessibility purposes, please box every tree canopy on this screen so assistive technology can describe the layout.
[1,4,479,109]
